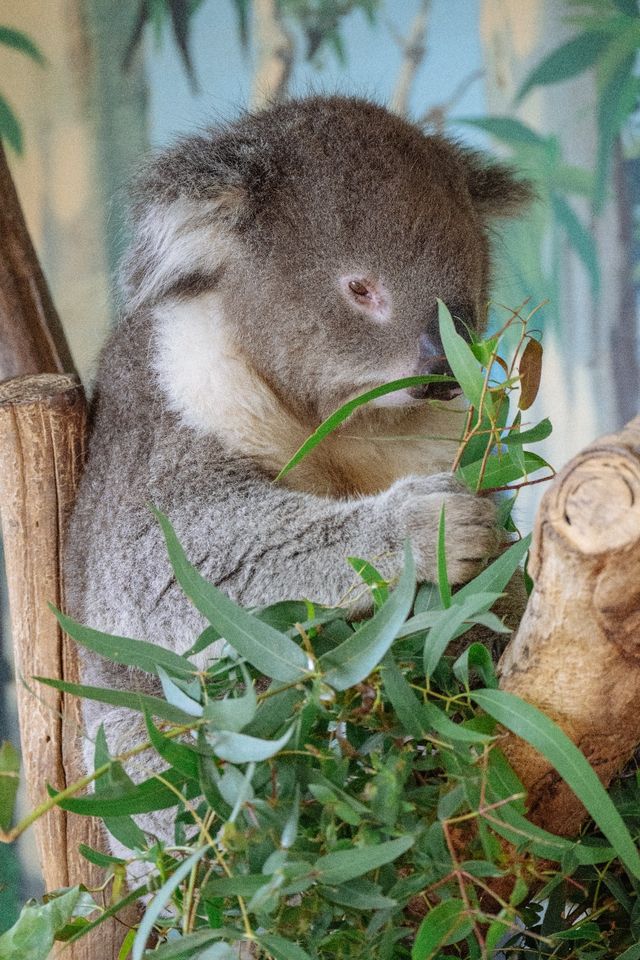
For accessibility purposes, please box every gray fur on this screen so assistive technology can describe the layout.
[64,96,531,860]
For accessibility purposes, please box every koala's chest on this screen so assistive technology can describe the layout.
[282,402,466,498]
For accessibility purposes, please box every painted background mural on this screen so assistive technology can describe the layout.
[0,0,638,923]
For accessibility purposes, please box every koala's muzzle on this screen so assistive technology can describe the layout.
[409,332,462,402]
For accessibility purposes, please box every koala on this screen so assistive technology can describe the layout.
[64,95,531,863]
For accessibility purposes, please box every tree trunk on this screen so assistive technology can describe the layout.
[0,144,75,380]
[0,374,132,959]
[499,414,640,834]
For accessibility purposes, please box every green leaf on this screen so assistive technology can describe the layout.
[453,642,498,688]
[412,899,474,958]
[454,534,530,604]
[78,844,125,867]
[438,300,489,413]
[312,835,414,884]
[132,847,209,960]
[551,192,600,292]
[0,887,88,960]
[257,934,313,960]
[423,593,502,678]
[321,881,396,910]
[458,449,550,490]
[207,724,294,762]
[318,544,415,690]
[157,666,203,716]
[517,31,613,103]
[0,94,22,154]
[203,664,257,732]
[0,26,45,63]
[94,726,147,850]
[51,606,196,680]
[51,766,195,816]
[35,676,197,726]
[274,375,454,481]
[0,741,20,831]
[382,655,492,744]
[347,556,389,608]
[144,712,200,780]
[459,116,548,148]
[141,928,242,959]
[472,688,640,877]
[154,510,310,682]
[501,417,552,446]
[437,506,452,609]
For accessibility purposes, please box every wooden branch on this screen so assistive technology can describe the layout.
[251,0,294,108]
[0,144,75,381]
[498,414,640,835]
[389,0,431,117]
[0,374,129,959]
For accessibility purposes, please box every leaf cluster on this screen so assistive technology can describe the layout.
[4,306,639,958]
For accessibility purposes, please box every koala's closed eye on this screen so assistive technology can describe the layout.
[340,274,391,323]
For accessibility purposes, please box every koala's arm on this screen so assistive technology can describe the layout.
[151,465,499,619]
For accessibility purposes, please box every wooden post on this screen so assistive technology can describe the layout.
[0,374,128,959]
[498,415,640,835]
[0,144,76,381]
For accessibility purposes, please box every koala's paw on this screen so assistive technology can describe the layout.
[387,474,500,585]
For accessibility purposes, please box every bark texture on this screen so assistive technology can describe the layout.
[0,144,74,380]
[499,414,640,835]
[0,374,129,959]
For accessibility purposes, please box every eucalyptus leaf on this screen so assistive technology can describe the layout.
[438,300,490,414]
[0,887,90,960]
[473,689,640,877]
[516,30,613,103]
[51,606,196,680]
[257,933,313,960]
[318,543,415,689]
[158,666,203,716]
[94,726,147,850]
[35,675,197,726]
[154,510,310,682]
[0,741,20,832]
[412,899,474,958]
[312,835,414,884]
[274,375,454,482]
[207,724,294,763]
[132,847,209,960]
[203,663,257,732]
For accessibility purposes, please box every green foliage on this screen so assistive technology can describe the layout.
[5,309,640,957]
[0,26,45,155]
[12,500,640,958]
[515,0,640,212]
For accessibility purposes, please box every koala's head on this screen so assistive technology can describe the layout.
[123,96,532,424]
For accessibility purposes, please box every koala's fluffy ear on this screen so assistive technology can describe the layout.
[120,138,252,312]
[459,148,535,219]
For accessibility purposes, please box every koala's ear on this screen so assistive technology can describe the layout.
[459,148,535,219]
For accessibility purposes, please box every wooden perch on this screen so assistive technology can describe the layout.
[0,375,129,960]
[0,144,76,381]
[498,415,640,835]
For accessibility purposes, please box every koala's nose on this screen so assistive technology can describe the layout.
[409,333,461,401]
